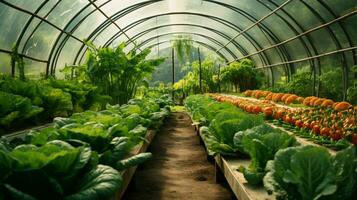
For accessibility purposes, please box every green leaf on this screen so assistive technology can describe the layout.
[264,146,340,200]
[116,152,152,171]
[325,145,356,200]
[4,184,37,200]
[285,147,336,200]
[64,165,122,200]
[0,151,13,180]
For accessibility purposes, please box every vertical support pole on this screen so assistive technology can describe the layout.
[70,65,74,80]
[172,47,175,100]
[11,57,15,77]
[342,60,349,101]
[198,47,202,93]
[217,64,221,93]
[312,62,317,96]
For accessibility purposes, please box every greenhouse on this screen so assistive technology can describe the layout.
[0,0,356,199]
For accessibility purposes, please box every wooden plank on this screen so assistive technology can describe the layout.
[113,130,156,200]
[187,113,274,200]
[215,155,274,200]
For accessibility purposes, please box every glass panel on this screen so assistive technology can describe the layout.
[72,10,107,39]
[46,0,89,28]
[264,48,284,64]
[250,55,264,68]
[323,0,357,16]
[55,38,82,76]
[19,18,42,52]
[0,5,30,50]
[38,0,59,17]
[343,15,357,47]
[308,29,337,53]
[284,39,309,60]
[24,59,46,79]
[23,23,60,60]
[281,0,322,30]
[0,53,11,74]
[4,0,44,13]
[273,65,287,86]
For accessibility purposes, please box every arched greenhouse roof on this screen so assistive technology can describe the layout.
[0,0,356,97]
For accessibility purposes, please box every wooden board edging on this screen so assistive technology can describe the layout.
[112,130,156,200]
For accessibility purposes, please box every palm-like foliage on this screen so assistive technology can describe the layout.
[85,42,165,105]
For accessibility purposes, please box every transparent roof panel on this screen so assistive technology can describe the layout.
[23,23,61,60]
[138,33,235,61]
[0,53,11,74]
[4,0,44,13]
[0,5,30,50]
[0,0,355,78]
[46,0,89,29]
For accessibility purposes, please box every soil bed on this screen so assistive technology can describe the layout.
[123,112,235,200]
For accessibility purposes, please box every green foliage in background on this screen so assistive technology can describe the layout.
[83,42,165,105]
[221,59,264,92]
[172,35,193,64]
[174,56,221,94]
[319,68,343,101]
[347,65,357,104]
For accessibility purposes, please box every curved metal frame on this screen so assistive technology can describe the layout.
[73,0,297,69]
[77,31,234,64]
[70,12,267,68]
[143,39,229,62]
[106,23,248,55]
[63,0,286,70]
[0,0,355,94]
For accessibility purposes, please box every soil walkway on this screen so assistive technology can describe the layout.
[123,112,235,200]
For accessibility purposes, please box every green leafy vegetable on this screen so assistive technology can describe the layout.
[264,145,357,200]
[236,125,298,186]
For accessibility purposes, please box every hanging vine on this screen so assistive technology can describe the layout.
[11,44,25,80]
[171,35,193,64]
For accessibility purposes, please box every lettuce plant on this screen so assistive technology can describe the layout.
[264,145,357,200]
[235,124,298,186]
[0,140,121,200]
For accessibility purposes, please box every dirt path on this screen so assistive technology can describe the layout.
[123,112,235,200]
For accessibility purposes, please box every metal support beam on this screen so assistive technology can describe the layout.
[256,46,357,69]
[198,47,202,93]
[235,10,357,62]
[87,0,141,51]
[218,64,221,93]
[172,47,175,100]
[216,0,292,53]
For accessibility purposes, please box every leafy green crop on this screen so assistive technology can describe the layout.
[263,145,357,200]
[0,91,43,127]
[185,94,264,155]
[235,124,298,186]
[0,140,121,200]
[25,95,171,174]
[207,110,264,155]
[0,91,171,199]
[184,94,235,125]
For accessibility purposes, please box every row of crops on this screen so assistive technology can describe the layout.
[211,91,356,148]
[185,94,357,200]
[0,75,113,135]
[0,94,172,200]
